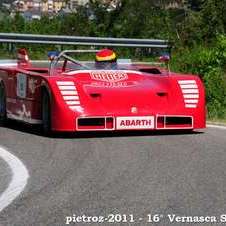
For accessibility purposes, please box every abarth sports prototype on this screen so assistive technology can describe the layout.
[0,48,206,134]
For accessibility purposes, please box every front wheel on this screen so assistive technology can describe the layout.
[41,90,51,136]
[0,83,7,126]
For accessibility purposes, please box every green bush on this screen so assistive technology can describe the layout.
[171,36,226,119]
[204,68,226,119]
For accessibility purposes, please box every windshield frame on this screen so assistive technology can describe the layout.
[49,50,99,76]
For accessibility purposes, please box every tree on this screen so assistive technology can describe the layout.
[200,0,226,40]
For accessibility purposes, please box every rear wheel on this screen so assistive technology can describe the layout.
[0,83,7,126]
[41,90,51,136]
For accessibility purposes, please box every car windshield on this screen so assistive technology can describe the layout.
[49,50,168,76]
[50,51,123,75]
[61,61,119,71]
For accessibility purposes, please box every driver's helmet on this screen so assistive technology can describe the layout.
[95,49,117,69]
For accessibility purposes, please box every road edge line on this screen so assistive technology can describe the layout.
[207,124,226,130]
[0,146,29,213]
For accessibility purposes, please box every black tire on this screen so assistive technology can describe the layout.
[0,83,7,126]
[41,90,51,136]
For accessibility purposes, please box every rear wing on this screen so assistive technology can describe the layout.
[0,33,170,48]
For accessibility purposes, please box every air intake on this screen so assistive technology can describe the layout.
[77,117,114,131]
[157,116,193,129]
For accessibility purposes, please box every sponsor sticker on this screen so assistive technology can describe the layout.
[17,73,27,98]
[89,81,136,88]
[91,71,128,82]
[28,78,38,94]
[116,116,155,130]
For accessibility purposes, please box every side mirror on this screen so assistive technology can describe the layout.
[159,54,170,63]
[48,51,60,76]
[159,54,171,75]
[48,51,60,62]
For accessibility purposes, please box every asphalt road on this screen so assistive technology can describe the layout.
[0,123,226,226]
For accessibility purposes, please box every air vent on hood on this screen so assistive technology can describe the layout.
[90,93,101,98]
[139,68,161,74]
[157,92,167,97]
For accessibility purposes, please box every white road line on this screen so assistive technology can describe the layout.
[0,146,29,212]
[207,124,226,130]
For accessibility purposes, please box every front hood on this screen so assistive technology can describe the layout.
[70,70,171,115]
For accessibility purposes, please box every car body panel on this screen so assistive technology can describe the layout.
[0,59,206,132]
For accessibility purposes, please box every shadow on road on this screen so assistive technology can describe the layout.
[3,119,204,139]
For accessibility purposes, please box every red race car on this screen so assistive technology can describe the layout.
[0,48,206,134]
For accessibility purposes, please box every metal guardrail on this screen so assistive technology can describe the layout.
[0,33,169,48]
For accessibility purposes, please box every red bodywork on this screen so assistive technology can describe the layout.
[0,58,206,132]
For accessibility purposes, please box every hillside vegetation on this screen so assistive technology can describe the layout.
[0,0,226,120]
